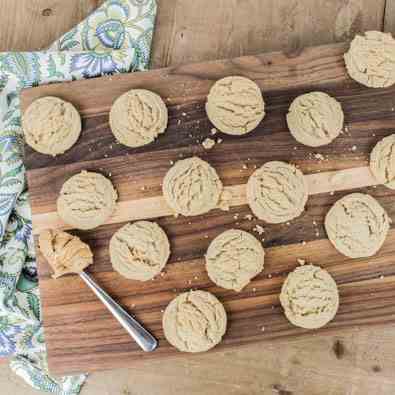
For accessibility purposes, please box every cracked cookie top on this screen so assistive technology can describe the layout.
[280,264,339,329]
[23,96,81,156]
[162,156,223,216]
[57,170,117,230]
[286,91,343,147]
[247,161,308,224]
[370,134,395,189]
[163,290,227,352]
[110,89,168,147]
[325,193,390,258]
[205,229,264,292]
[344,30,395,88]
[205,76,265,135]
[110,221,170,281]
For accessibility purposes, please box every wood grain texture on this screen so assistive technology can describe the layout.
[0,0,385,64]
[0,0,104,52]
[21,42,395,375]
[151,0,386,67]
[384,0,395,34]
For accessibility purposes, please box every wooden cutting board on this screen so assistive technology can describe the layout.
[21,42,395,375]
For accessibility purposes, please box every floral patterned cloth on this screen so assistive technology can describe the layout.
[0,1,157,393]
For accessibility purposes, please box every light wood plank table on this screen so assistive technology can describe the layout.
[1,1,395,394]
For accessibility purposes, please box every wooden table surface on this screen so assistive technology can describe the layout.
[2,1,395,394]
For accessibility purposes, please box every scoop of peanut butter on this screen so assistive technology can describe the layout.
[38,229,93,278]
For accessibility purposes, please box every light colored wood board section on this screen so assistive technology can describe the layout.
[0,0,103,52]
[151,0,386,67]
[21,42,395,375]
[30,166,378,235]
[384,0,395,34]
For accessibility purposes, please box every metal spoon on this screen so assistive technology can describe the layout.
[79,271,158,352]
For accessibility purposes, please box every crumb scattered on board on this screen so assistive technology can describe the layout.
[253,224,265,235]
[218,189,233,211]
[202,137,216,150]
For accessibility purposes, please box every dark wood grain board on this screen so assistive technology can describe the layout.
[21,42,395,375]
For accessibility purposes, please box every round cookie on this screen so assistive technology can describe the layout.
[109,89,168,148]
[205,229,264,291]
[163,290,227,352]
[344,31,395,88]
[246,161,308,223]
[286,92,344,147]
[57,170,117,230]
[280,264,339,329]
[205,76,265,135]
[39,229,93,278]
[370,134,395,189]
[110,221,170,281]
[325,193,390,258]
[162,156,223,216]
[23,96,81,156]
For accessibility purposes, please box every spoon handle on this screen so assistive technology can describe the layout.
[79,271,158,352]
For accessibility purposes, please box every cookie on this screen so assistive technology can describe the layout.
[247,161,308,223]
[205,229,264,291]
[280,264,339,329]
[163,290,227,352]
[162,156,223,216]
[325,193,390,258]
[110,221,170,281]
[370,134,395,188]
[206,76,265,135]
[344,31,395,88]
[109,89,168,147]
[23,96,81,156]
[57,170,117,230]
[39,229,93,278]
[286,92,344,147]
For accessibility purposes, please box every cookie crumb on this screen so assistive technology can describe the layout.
[218,189,233,211]
[244,214,253,220]
[351,145,357,151]
[314,153,325,160]
[202,137,215,150]
[253,224,265,235]
[261,326,265,332]
[242,164,248,169]
[211,127,217,135]
[217,138,223,144]
[297,258,306,266]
